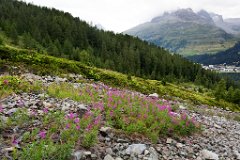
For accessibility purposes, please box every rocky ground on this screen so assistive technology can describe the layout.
[0,73,240,160]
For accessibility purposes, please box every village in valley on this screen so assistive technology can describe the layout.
[202,63,240,73]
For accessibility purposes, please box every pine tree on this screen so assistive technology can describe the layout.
[63,39,73,56]
[214,79,227,100]
[0,36,3,45]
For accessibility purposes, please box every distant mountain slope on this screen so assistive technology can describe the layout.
[124,9,238,56]
[188,42,240,65]
[212,13,240,35]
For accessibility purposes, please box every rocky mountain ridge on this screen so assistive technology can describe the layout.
[124,8,240,55]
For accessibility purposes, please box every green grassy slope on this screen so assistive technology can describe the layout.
[0,45,239,111]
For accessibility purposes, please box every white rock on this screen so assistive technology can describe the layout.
[148,93,159,98]
[6,108,18,115]
[176,143,184,148]
[0,116,8,123]
[214,124,221,129]
[77,104,88,110]
[115,157,123,160]
[100,127,111,133]
[1,147,15,152]
[61,105,70,111]
[61,102,71,111]
[55,76,67,83]
[104,154,114,160]
[72,151,83,160]
[199,149,219,160]
[83,151,91,156]
[149,147,158,160]
[106,148,113,155]
[166,138,173,144]
[234,150,240,160]
[179,105,187,110]
[43,102,52,108]
[126,144,146,155]
[144,150,149,155]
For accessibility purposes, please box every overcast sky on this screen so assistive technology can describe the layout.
[22,0,240,33]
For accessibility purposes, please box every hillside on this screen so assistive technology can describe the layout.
[124,9,238,56]
[0,0,212,84]
[188,42,240,65]
[212,12,240,35]
[0,0,229,92]
[0,46,240,159]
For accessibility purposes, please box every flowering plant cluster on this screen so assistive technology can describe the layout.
[0,81,200,159]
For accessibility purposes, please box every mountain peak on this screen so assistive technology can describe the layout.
[209,12,223,23]
[151,8,214,23]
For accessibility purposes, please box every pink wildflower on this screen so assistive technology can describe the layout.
[143,114,147,119]
[191,117,196,124]
[65,123,70,129]
[94,116,101,125]
[0,105,3,112]
[158,105,167,111]
[3,80,9,85]
[110,110,114,117]
[186,120,190,126]
[74,118,80,124]
[39,130,46,139]
[12,137,19,145]
[68,112,75,119]
[16,99,24,107]
[181,113,187,120]
[76,125,80,130]
[31,110,37,116]
[169,111,178,117]
[85,124,92,131]
[43,108,48,113]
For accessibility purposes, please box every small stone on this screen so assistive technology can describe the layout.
[233,150,240,159]
[61,105,70,111]
[115,157,123,160]
[104,154,114,160]
[176,143,183,148]
[179,105,187,110]
[38,93,48,98]
[61,102,71,111]
[55,76,67,83]
[83,151,91,156]
[43,102,52,108]
[186,146,194,154]
[199,149,219,160]
[91,154,98,159]
[1,147,15,152]
[149,93,159,98]
[6,108,18,115]
[144,150,149,155]
[126,144,146,155]
[100,126,111,132]
[166,138,173,144]
[77,104,88,110]
[117,138,129,143]
[149,147,158,160]
[0,116,8,123]
[72,151,83,160]
[100,127,111,137]
[214,124,221,129]
[106,148,113,155]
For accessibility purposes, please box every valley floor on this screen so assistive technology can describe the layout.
[0,73,240,160]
